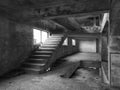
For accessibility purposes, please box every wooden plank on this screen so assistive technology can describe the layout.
[60,62,80,78]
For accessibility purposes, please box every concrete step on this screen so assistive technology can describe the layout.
[42,43,58,45]
[46,39,61,41]
[52,34,63,35]
[48,37,62,40]
[44,40,61,43]
[49,35,63,38]
[28,58,47,63]
[38,47,56,51]
[34,51,53,55]
[44,41,60,43]
[22,67,44,74]
[41,45,57,48]
[50,34,63,37]
[30,55,51,59]
[23,62,45,69]
[43,42,60,45]
[42,44,58,47]
[21,34,65,74]
[48,38,62,40]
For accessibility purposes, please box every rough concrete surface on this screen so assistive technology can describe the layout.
[0,53,101,90]
[0,52,117,90]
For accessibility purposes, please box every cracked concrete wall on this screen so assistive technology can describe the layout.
[0,16,33,76]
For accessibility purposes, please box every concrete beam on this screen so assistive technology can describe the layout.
[68,17,81,31]
[16,0,110,22]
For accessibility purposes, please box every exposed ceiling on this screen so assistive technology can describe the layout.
[0,0,110,33]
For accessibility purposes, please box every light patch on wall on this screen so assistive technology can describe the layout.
[79,39,96,53]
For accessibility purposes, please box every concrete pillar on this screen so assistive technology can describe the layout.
[76,39,80,52]
[110,0,120,86]
[68,37,72,53]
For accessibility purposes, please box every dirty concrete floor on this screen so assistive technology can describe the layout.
[0,74,92,90]
[0,53,112,90]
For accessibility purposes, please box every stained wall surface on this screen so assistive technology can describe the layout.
[0,16,33,76]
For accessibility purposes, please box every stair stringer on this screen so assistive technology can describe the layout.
[42,34,67,71]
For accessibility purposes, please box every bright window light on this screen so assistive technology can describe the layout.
[63,38,68,46]
[33,29,49,45]
[42,31,48,42]
[72,39,76,46]
[33,29,40,45]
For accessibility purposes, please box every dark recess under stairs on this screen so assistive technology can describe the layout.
[21,34,66,74]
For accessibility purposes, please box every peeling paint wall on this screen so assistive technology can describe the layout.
[0,16,33,76]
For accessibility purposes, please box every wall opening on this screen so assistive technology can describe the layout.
[72,39,76,46]
[63,38,68,46]
[79,39,97,53]
[33,29,41,45]
[33,29,49,46]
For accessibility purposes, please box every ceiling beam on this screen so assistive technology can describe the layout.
[53,18,77,31]
[15,0,109,22]
[68,17,81,30]
[15,0,109,10]
[49,20,68,31]
[45,10,109,19]
[22,10,109,23]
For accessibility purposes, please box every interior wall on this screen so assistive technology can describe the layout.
[56,37,79,58]
[0,16,33,76]
[78,39,97,53]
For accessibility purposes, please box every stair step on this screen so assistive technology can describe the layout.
[38,47,56,51]
[48,37,61,39]
[22,67,44,74]
[34,51,53,55]
[50,35,63,37]
[41,45,57,48]
[23,62,45,69]
[52,33,63,35]
[21,34,65,74]
[31,55,51,58]
[42,44,57,46]
[43,43,58,45]
[46,39,61,41]
[28,58,47,63]
[43,42,59,45]
[44,41,60,43]
[48,38,61,39]
[24,62,45,66]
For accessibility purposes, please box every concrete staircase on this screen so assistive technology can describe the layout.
[21,34,67,74]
